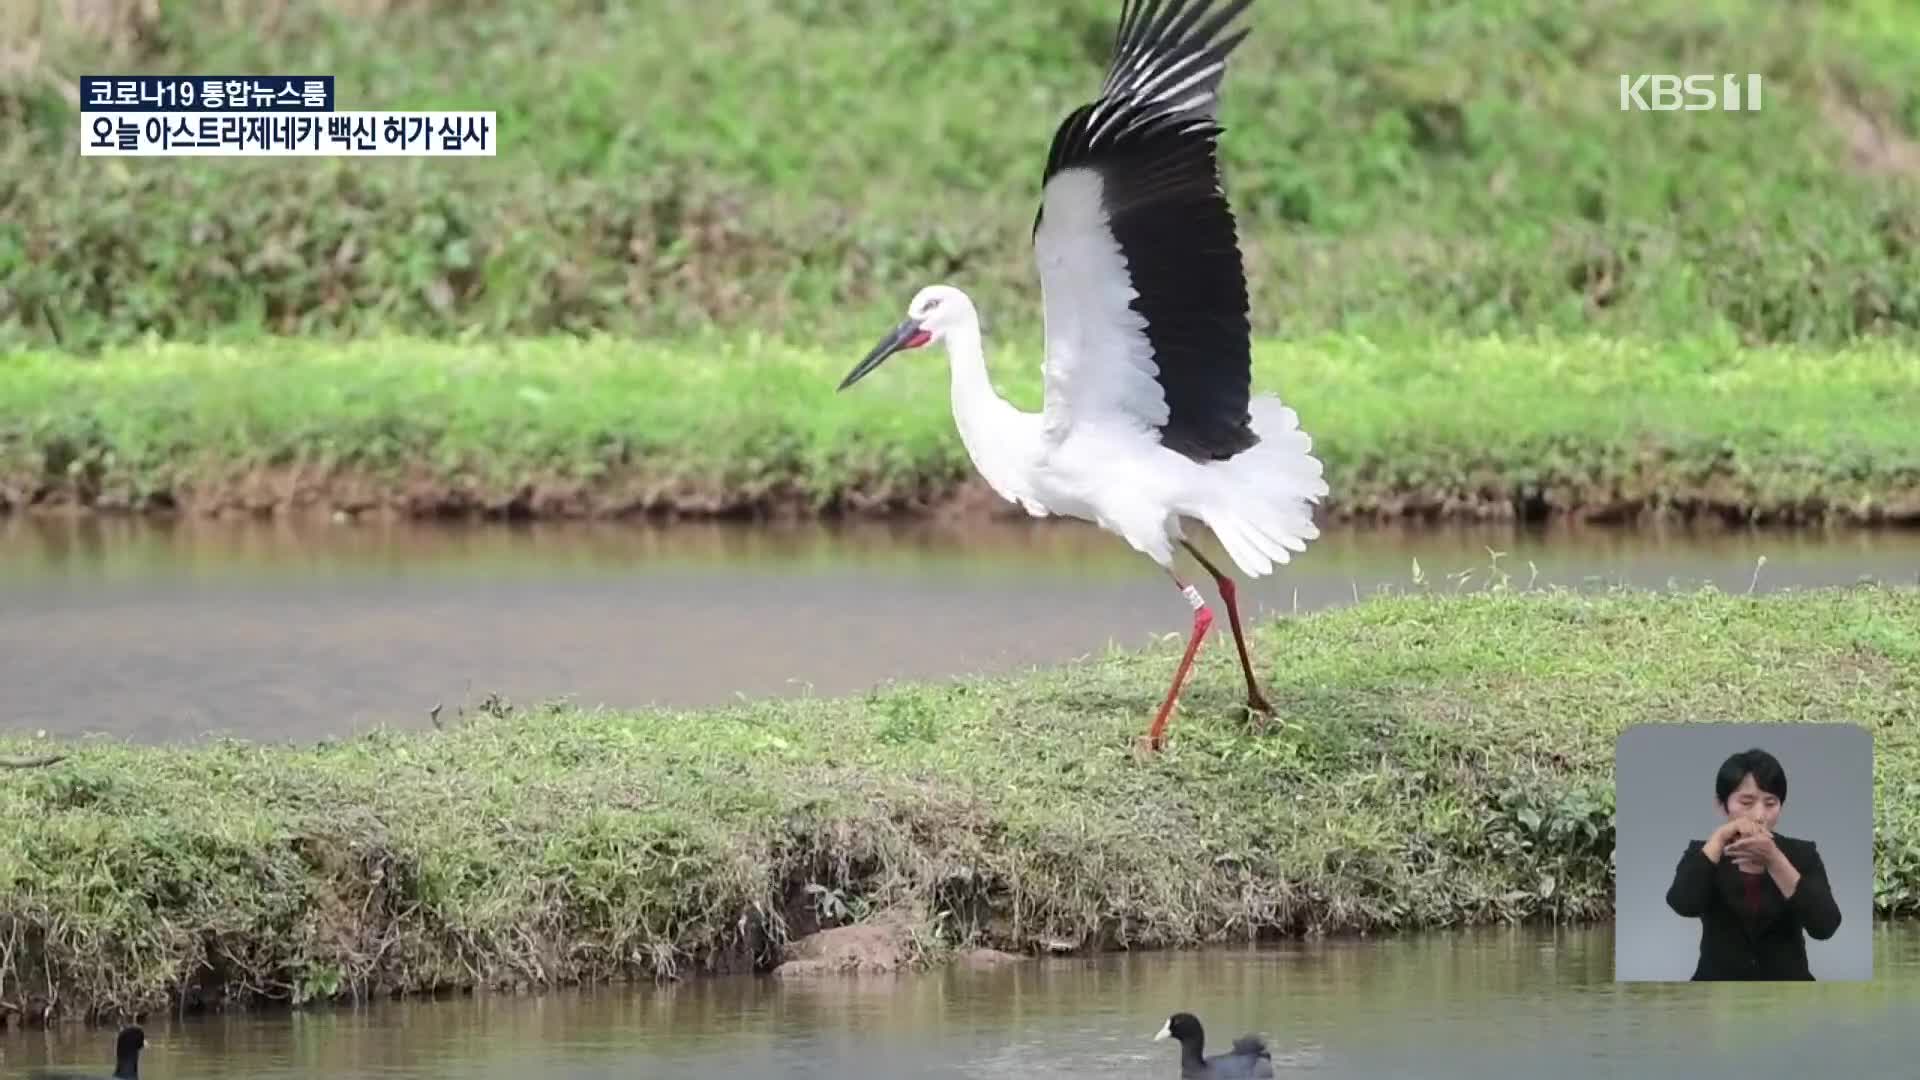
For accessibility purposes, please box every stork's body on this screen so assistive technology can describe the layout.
[839,0,1328,750]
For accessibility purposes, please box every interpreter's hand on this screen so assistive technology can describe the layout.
[1725,828,1781,873]
[1705,817,1766,861]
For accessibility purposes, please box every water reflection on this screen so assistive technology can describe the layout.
[3,925,1916,1078]
[5,514,1918,585]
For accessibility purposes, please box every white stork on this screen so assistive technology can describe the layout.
[836,0,1328,752]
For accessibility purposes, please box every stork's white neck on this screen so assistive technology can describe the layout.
[941,317,995,407]
[939,315,1032,500]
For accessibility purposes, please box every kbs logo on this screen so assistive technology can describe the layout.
[1619,74,1762,111]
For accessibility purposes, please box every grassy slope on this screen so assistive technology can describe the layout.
[3,0,1919,348]
[2,332,1917,522]
[1,584,1917,1020]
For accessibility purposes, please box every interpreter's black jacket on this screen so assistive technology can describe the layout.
[1664,832,1842,981]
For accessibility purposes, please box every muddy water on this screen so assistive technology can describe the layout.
[3,925,1917,1077]
[1,516,1916,744]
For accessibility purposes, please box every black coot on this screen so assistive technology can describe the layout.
[1153,1011,1274,1078]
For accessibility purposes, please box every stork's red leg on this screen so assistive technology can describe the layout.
[1143,577,1213,751]
[1182,541,1273,718]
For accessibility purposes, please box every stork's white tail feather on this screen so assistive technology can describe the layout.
[1186,395,1328,578]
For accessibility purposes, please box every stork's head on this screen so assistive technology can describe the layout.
[837,285,972,391]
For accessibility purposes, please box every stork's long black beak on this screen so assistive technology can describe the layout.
[838,319,923,391]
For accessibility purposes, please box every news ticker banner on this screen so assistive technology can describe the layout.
[78,75,495,157]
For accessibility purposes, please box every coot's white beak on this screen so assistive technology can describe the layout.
[1153,1019,1172,1041]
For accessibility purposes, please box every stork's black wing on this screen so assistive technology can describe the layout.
[1031,0,1257,462]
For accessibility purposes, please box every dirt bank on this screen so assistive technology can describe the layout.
[7,466,1920,529]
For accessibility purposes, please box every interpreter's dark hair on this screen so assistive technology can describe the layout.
[1715,747,1787,807]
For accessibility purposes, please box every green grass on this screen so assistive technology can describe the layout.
[3,331,1918,523]
[1,583,1916,1021]
[3,0,1919,348]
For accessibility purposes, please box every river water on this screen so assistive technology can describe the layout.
[3,516,1917,744]
[3,925,1916,1077]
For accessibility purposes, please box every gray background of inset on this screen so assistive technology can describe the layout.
[1613,722,1874,981]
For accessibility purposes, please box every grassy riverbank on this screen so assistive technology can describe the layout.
[3,332,1918,525]
[2,584,1917,1022]
[5,0,1919,349]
